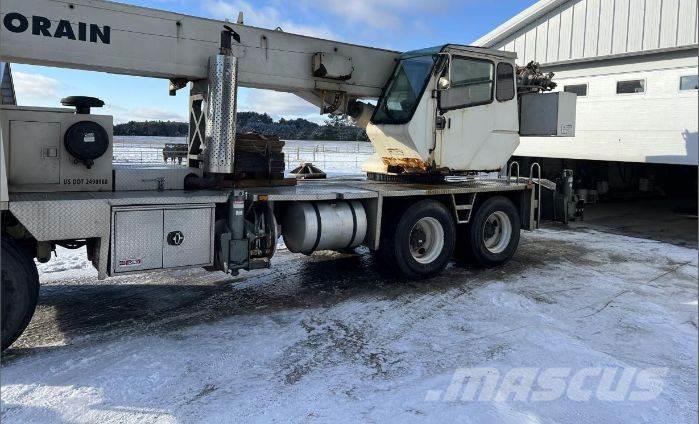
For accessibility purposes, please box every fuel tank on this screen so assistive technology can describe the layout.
[282,201,367,254]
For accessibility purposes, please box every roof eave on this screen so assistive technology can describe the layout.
[473,0,569,47]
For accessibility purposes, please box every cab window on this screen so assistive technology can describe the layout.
[439,57,494,110]
[496,63,516,101]
[371,55,437,125]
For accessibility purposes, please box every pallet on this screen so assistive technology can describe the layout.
[234,133,286,181]
[235,133,284,154]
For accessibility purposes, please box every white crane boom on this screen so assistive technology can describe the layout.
[0,0,400,102]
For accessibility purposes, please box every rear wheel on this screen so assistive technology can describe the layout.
[380,200,455,279]
[463,196,521,267]
[1,237,40,351]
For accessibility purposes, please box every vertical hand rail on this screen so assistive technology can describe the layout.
[529,163,542,229]
[507,161,520,184]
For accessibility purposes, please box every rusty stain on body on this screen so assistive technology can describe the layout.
[381,157,430,174]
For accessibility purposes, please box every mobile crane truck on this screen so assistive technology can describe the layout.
[0,0,576,350]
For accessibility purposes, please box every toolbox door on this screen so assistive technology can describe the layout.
[163,207,214,268]
[112,209,164,273]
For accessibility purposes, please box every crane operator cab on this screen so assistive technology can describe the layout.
[360,45,520,178]
[355,45,557,180]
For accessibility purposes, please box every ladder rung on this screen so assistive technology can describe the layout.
[455,205,472,211]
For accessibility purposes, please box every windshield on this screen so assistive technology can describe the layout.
[371,54,437,125]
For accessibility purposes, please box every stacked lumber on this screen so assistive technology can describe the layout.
[233,133,286,180]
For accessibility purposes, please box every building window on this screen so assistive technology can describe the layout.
[680,75,698,90]
[616,80,645,94]
[496,63,515,101]
[564,84,588,97]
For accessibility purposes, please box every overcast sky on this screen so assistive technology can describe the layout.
[12,0,538,124]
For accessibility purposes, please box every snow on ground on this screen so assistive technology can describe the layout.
[1,227,697,424]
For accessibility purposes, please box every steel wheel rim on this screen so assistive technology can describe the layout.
[483,211,512,254]
[409,217,445,264]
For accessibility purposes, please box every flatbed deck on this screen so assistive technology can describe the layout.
[8,176,537,205]
[245,177,536,201]
[6,175,542,279]
[7,176,538,243]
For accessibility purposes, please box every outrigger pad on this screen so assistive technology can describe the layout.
[290,162,327,180]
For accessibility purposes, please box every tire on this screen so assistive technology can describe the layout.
[463,196,521,267]
[1,237,40,351]
[379,200,456,279]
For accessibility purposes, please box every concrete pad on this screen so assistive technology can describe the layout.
[569,198,697,248]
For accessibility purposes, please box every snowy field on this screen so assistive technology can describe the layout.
[112,136,373,177]
[1,226,697,423]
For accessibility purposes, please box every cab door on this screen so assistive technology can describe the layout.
[435,57,519,171]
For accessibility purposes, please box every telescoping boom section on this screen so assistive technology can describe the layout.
[0,0,400,105]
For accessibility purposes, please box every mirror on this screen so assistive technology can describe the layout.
[438,77,451,90]
[436,52,452,91]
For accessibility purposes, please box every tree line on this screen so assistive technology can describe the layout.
[114,112,369,141]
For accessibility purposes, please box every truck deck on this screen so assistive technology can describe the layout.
[246,177,535,201]
[7,176,536,206]
[6,175,543,279]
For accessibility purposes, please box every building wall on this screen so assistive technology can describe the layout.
[493,0,697,65]
[475,0,698,165]
[516,50,698,165]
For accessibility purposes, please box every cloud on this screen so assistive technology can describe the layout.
[106,90,324,125]
[204,0,337,39]
[13,72,60,100]
[237,88,325,123]
[314,0,399,29]
[105,105,188,124]
[108,89,325,125]
[309,0,442,31]
[11,70,319,124]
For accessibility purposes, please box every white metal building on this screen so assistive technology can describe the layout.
[475,0,698,166]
